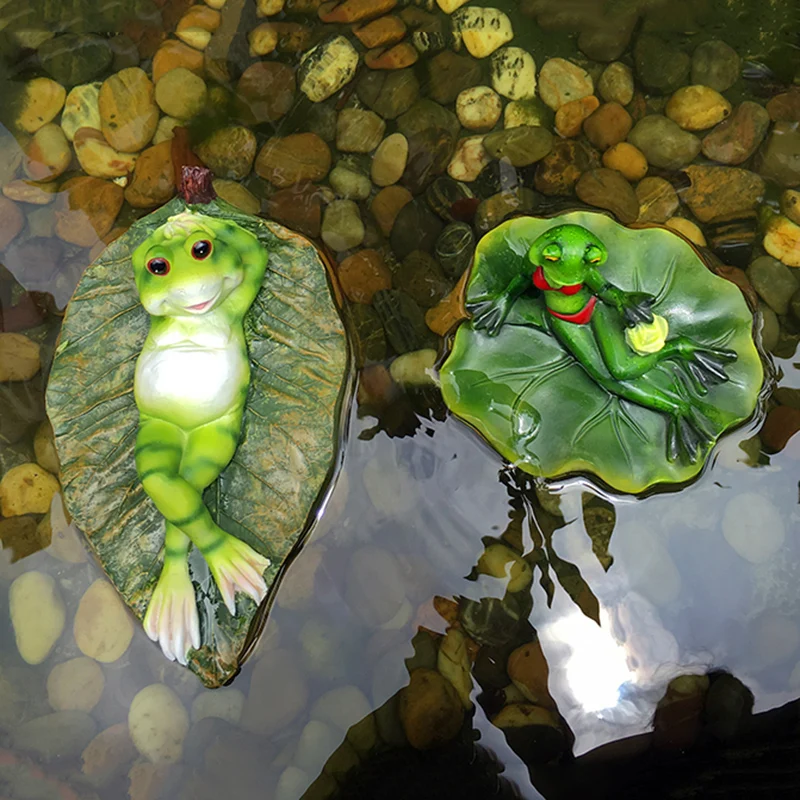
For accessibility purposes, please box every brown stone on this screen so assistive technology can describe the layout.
[255,133,331,188]
[99,68,159,153]
[425,271,469,336]
[124,141,175,208]
[370,185,413,236]
[583,101,632,150]
[399,668,464,751]
[337,249,392,303]
[354,15,406,49]
[575,168,639,223]
[266,182,323,238]
[602,141,647,181]
[270,22,313,53]
[507,641,555,709]
[236,62,295,125]
[682,165,765,223]
[365,42,418,70]
[766,90,800,123]
[320,0,397,23]
[701,101,770,165]
[55,177,124,247]
[636,176,679,223]
[534,139,600,196]
[152,40,205,83]
[0,196,24,251]
[554,95,599,138]
[176,4,221,33]
[760,405,800,453]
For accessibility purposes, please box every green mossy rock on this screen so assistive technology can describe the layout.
[440,211,763,494]
[46,196,349,687]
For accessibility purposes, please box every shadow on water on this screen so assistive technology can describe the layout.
[0,0,799,798]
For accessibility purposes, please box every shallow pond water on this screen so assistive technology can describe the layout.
[0,0,799,799]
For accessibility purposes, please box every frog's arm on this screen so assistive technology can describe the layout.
[467,273,531,336]
[584,266,655,326]
[212,220,269,321]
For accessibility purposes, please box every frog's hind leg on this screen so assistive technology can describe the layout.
[180,412,271,615]
[550,317,714,463]
[136,418,200,665]
[590,303,736,393]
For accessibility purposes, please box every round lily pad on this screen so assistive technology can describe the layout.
[439,211,764,494]
[45,196,349,687]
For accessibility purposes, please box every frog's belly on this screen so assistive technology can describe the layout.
[134,345,248,428]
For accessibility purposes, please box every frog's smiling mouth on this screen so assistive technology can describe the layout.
[182,288,221,314]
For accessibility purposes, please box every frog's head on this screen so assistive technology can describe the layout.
[132,211,247,317]
[528,224,607,288]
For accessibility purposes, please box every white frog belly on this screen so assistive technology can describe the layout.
[134,342,248,428]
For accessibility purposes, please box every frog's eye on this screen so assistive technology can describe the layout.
[542,244,561,262]
[191,240,212,260]
[147,257,170,276]
[585,244,604,264]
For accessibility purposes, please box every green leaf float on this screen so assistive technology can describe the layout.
[439,212,764,494]
[46,169,348,687]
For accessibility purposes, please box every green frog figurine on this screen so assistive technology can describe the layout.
[467,224,738,463]
[131,209,271,665]
[439,212,764,494]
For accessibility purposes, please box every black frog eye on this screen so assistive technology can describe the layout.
[191,239,212,260]
[147,257,170,276]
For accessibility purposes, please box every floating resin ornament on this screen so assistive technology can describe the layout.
[439,211,765,494]
[46,169,349,686]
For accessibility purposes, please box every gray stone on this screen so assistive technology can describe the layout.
[483,126,553,167]
[747,255,800,316]
[691,40,741,93]
[757,122,800,188]
[634,34,690,93]
[397,99,460,140]
[13,711,96,760]
[38,34,112,86]
[628,114,701,169]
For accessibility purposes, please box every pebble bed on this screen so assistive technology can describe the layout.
[0,0,799,798]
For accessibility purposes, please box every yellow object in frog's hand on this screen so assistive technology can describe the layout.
[625,314,669,354]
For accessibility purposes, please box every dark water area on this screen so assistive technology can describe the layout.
[0,0,799,799]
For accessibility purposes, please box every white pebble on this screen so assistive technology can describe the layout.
[10,571,65,665]
[128,683,189,764]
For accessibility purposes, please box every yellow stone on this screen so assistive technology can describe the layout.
[455,8,514,59]
[47,657,105,712]
[73,128,138,179]
[16,77,66,133]
[212,179,261,214]
[665,216,707,246]
[0,462,59,516]
[437,0,470,11]
[249,23,278,56]
[257,0,285,14]
[176,27,212,50]
[665,85,732,131]
[61,82,102,142]
[73,579,134,662]
[0,332,41,381]
[24,123,71,182]
[9,572,65,665]
[763,214,800,268]
[99,67,159,153]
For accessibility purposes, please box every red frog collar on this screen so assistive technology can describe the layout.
[532,265,584,295]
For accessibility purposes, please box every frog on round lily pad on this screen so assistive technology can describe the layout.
[439,211,765,495]
[46,169,349,687]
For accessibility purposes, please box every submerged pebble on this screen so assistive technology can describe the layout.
[10,571,66,665]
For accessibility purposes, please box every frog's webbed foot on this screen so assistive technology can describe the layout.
[675,345,737,396]
[203,533,270,615]
[666,405,715,464]
[144,563,201,666]
[467,296,510,337]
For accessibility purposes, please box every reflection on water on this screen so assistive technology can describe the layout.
[0,0,799,797]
